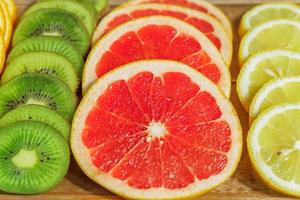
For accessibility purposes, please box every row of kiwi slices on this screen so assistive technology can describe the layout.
[0,0,108,195]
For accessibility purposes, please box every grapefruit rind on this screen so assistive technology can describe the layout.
[248,104,300,197]
[92,3,232,65]
[84,16,231,96]
[72,60,242,200]
[124,0,233,40]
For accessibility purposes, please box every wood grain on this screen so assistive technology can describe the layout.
[2,0,298,200]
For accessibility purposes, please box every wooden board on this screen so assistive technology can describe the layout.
[2,0,298,200]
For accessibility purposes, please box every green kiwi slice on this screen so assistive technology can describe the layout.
[13,9,90,55]
[7,36,84,74]
[0,105,70,140]
[0,73,76,121]
[23,0,96,36]
[85,0,108,17]
[0,121,69,194]
[2,52,79,92]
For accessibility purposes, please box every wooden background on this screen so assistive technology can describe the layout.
[1,0,298,199]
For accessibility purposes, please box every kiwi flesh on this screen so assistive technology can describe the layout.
[0,73,76,121]
[0,121,69,194]
[23,0,96,36]
[13,9,90,55]
[0,105,70,140]
[7,36,84,74]
[85,0,108,17]
[2,52,79,92]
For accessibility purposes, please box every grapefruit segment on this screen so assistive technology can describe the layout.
[84,16,231,97]
[92,3,232,65]
[72,60,242,200]
[124,0,233,39]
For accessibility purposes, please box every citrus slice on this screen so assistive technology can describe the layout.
[0,2,5,38]
[250,77,300,122]
[0,32,5,73]
[237,50,300,112]
[239,20,300,65]
[71,60,242,200]
[84,16,231,96]
[92,3,232,65]
[4,0,16,24]
[248,104,300,197]
[0,0,12,49]
[239,3,300,36]
[125,0,232,39]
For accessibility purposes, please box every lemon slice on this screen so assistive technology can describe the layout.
[248,104,300,197]
[237,50,300,111]
[0,0,12,49]
[250,76,300,122]
[239,20,300,65]
[239,3,300,36]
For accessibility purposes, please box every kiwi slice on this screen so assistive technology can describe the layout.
[0,121,69,194]
[0,73,76,121]
[7,36,84,74]
[0,105,70,140]
[13,9,90,55]
[23,0,96,36]
[2,52,79,92]
[85,0,108,17]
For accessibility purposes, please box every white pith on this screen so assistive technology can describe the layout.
[237,49,300,111]
[147,121,166,139]
[83,16,231,96]
[243,3,300,30]
[249,104,300,195]
[250,76,300,120]
[92,3,232,65]
[240,20,300,63]
[124,0,233,38]
[72,60,242,200]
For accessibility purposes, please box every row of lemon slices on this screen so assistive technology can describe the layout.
[237,3,300,197]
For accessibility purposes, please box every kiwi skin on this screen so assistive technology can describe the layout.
[0,73,77,121]
[0,121,70,194]
[13,9,90,55]
[23,0,96,36]
[7,36,84,75]
[2,51,79,92]
[0,104,70,140]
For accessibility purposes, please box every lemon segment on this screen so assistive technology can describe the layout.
[248,104,300,197]
[239,3,300,36]
[237,50,300,111]
[239,20,300,65]
[250,76,300,122]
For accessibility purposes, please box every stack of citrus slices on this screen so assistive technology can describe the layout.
[71,0,242,199]
[0,0,16,73]
[238,2,300,197]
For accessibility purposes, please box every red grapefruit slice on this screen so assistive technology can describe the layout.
[83,16,231,96]
[92,3,232,65]
[124,0,233,39]
[72,60,242,200]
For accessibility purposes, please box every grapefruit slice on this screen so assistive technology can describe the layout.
[92,3,232,65]
[83,16,231,96]
[71,60,242,200]
[124,0,233,39]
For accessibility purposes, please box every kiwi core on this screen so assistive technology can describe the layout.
[42,31,62,37]
[12,149,38,168]
[26,98,46,106]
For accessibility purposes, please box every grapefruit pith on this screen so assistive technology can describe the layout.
[124,0,233,39]
[83,16,231,96]
[72,60,242,200]
[92,3,232,65]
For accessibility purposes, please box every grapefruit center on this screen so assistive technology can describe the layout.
[147,121,167,138]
